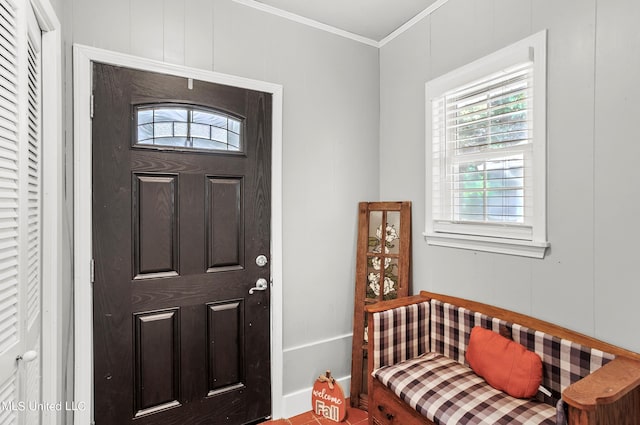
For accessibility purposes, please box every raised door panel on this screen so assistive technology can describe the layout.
[134,309,181,417]
[207,300,244,395]
[133,174,179,279]
[206,177,243,272]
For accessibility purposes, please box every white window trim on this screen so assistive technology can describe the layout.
[424,30,549,259]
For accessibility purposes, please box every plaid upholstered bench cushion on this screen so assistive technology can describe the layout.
[373,352,556,425]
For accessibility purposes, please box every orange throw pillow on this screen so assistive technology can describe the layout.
[466,326,542,399]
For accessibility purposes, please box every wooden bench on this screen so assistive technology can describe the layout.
[366,291,640,425]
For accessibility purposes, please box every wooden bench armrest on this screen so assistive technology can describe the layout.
[365,294,427,314]
[563,356,640,411]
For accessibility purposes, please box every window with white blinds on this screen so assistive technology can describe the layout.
[425,31,549,258]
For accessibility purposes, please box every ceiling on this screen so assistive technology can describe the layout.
[253,0,440,42]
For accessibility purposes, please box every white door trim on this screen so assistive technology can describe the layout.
[72,44,284,425]
[30,1,62,424]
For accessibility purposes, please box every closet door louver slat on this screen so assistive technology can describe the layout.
[0,0,19,360]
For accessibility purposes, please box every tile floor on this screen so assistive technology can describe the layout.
[259,403,368,425]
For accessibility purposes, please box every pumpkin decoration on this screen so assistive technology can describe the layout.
[311,370,346,422]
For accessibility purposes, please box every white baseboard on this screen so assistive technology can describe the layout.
[280,375,351,419]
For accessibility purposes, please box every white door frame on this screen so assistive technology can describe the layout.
[30,1,62,424]
[72,44,284,425]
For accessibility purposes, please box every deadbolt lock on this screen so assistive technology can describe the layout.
[256,255,268,267]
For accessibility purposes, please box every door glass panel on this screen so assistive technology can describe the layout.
[211,127,228,143]
[134,104,244,153]
[190,123,210,139]
[174,122,188,137]
[229,120,241,134]
[228,133,240,148]
[138,124,153,142]
[154,108,188,122]
[138,109,153,124]
[154,122,173,138]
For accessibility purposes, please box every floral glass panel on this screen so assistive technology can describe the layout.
[384,212,401,255]
[368,215,401,257]
[366,257,399,301]
[367,211,382,254]
[134,104,243,153]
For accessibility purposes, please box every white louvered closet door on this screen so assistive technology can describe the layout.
[21,4,41,425]
[0,0,22,421]
[0,1,42,424]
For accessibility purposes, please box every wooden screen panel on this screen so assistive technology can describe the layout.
[133,308,181,417]
[133,174,179,279]
[351,201,412,410]
[206,177,243,272]
[207,300,245,395]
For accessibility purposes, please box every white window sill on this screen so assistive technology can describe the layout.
[423,232,549,259]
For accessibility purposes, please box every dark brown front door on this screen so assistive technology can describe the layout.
[92,63,272,425]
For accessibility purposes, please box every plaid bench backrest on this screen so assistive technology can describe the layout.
[371,301,430,370]
[430,299,615,405]
[429,298,506,365]
[511,323,615,404]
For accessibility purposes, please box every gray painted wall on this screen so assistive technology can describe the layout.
[65,0,379,405]
[57,0,640,419]
[380,0,640,353]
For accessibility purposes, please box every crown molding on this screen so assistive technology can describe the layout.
[231,0,452,49]
[231,0,379,47]
[378,0,450,47]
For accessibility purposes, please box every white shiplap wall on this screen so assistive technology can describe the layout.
[593,0,640,348]
[380,0,640,353]
[73,0,217,70]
